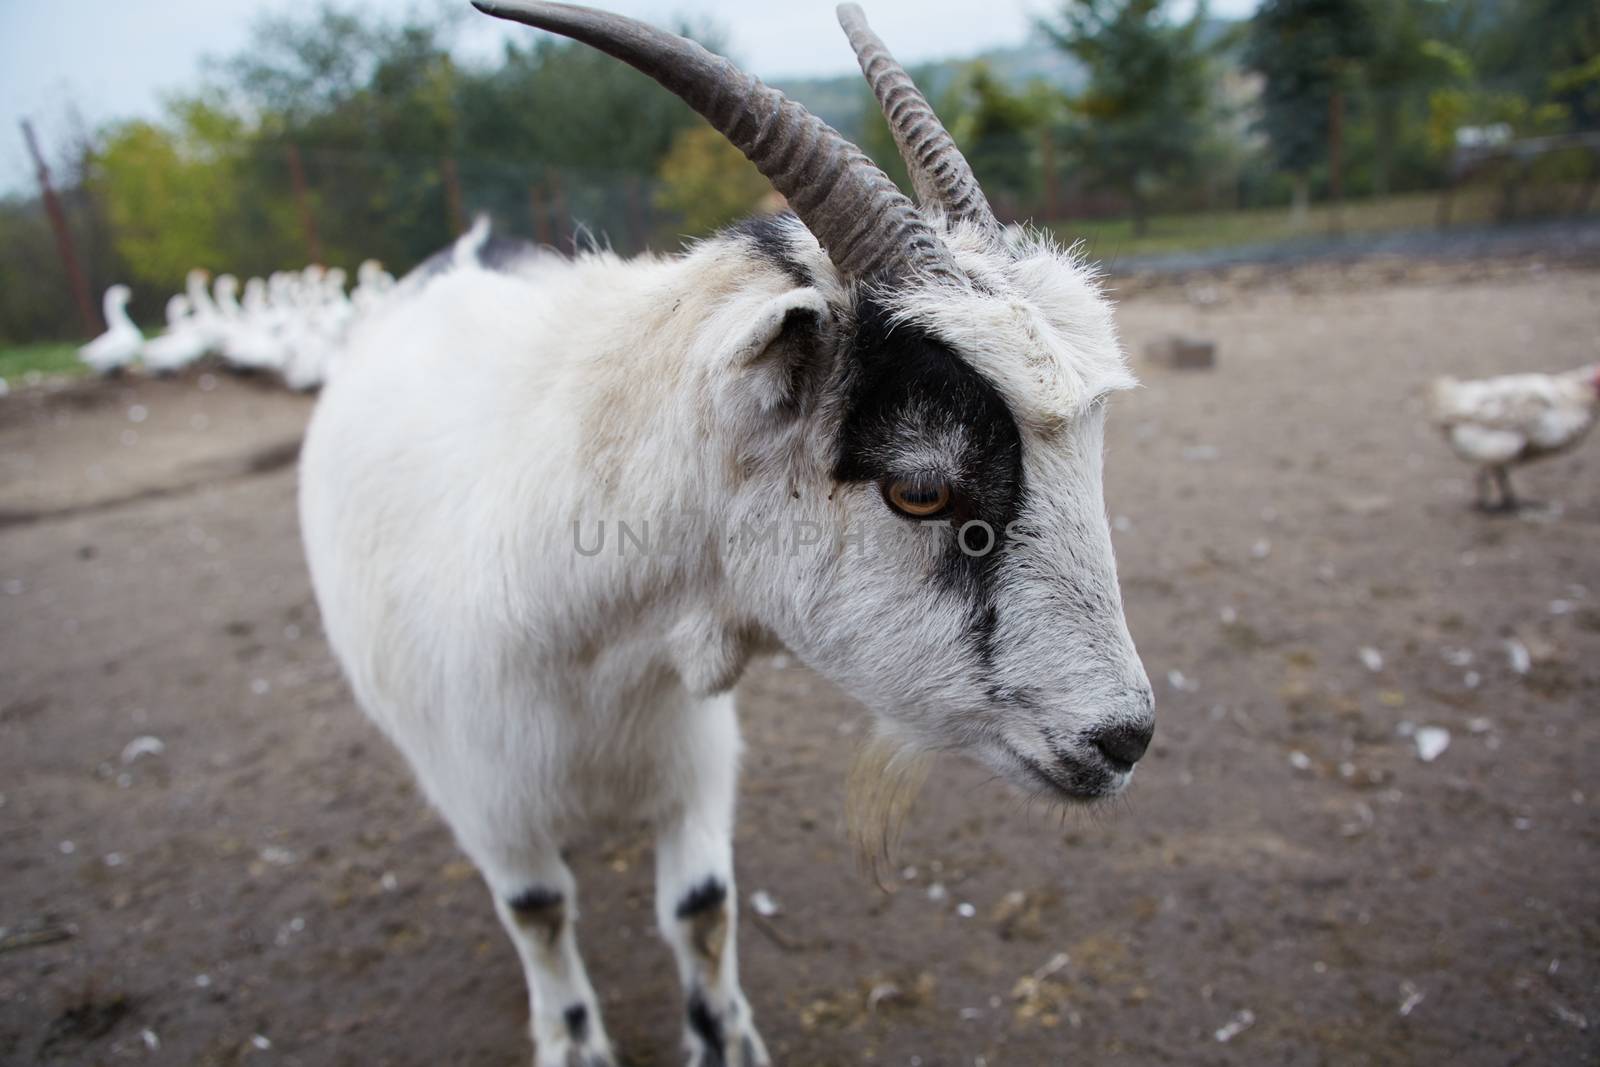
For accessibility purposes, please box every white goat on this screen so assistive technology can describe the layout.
[299,4,1154,1065]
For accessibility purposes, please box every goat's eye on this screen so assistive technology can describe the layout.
[883,477,952,518]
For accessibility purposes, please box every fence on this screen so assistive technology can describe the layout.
[3,126,695,343]
[8,118,1600,345]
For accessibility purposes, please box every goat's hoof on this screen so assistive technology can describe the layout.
[534,1024,615,1067]
[536,1046,613,1067]
[681,1017,768,1067]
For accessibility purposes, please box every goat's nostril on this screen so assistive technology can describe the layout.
[1091,722,1153,770]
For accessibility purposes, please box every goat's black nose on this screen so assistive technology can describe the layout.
[1090,721,1153,770]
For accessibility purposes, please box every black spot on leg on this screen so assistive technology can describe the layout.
[675,877,727,920]
[686,991,726,1066]
[508,886,564,947]
[563,1003,589,1043]
[509,886,561,914]
[676,877,732,973]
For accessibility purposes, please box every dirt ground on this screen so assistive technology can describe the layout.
[2,256,1597,1066]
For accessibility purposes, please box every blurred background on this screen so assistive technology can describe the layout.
[2,3,1598,1065]
[3,0,1598,369]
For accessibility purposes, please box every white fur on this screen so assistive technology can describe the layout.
[299,214,1150,1065]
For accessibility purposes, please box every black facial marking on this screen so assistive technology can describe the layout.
[835,294,1027,662]
[987,682,1042,709]
[563,1003,589,1043]
[1017,740,1113,798]
[675,877,727,920]
[725,213,812,287]
[686,992,726,1065]
[836,296,1025,559]
[970,603,1000,667]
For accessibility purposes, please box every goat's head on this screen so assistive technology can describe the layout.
[477,1,1154,805]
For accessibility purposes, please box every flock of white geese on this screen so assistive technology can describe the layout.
[78,260,397,390]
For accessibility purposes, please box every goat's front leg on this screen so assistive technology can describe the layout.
[482,849,616,1067]
[656,695,769,1067]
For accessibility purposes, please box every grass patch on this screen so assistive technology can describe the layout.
[0,341,87,383]
[1055,187,1598,263]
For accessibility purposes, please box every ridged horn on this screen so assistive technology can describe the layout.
[472,0,962,282]
[836,3,999,236]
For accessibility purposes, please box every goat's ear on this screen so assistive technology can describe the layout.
[721,287,833,416]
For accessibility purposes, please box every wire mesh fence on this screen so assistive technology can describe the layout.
[6,120,1600,346]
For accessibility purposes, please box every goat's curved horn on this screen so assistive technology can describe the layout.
[836,3,999,236]
[472,0,961,283]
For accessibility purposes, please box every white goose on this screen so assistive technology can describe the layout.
[242,276,269,317]
[78,285,143,374]
[139,294,210,374]
[213,274,243,321]
[351,258,395,316]
[185,269,226,354]
[281,271,339,391]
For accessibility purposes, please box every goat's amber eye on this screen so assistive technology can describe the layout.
[884,478,952,518]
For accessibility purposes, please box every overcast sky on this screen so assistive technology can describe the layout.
[1,0,1258,195]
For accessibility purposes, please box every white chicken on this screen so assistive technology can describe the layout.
[78,285,143,375]
[1430,365,1600,511]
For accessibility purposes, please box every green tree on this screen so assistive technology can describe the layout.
[1042,0,1218,235]
[220,7,383,123]
[653,123,771,235]
[215,6,719,263]
[942,64,1058,219]
[2,3,736,341]
[1479,0,1600,130]
[0,194,98,342]
[1245,0,1378,220]
[460,32,706,176]
[91,98,256,290]
[227,12,467,268]
[1363,0,1470,196]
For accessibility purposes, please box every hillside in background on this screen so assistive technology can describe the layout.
[775,18,1242,144]
[15,0,1600,349]
[774,29,1089,144]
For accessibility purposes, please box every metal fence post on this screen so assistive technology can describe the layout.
[443,157,466,236]
[21,119,97,335]
[286,142,323,263]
